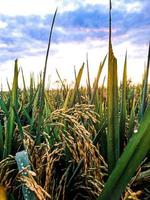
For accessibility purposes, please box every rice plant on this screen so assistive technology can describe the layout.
[0,0,150,200]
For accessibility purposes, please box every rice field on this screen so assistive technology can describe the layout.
[0,1,150,200]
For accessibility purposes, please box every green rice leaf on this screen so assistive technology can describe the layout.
[3,59,18,157]
[69,63,84,107]
[97,106,150,200]
[91,55,107,104]
[119,51,127,152]
[139,43,150,121]
[107,0,119,173]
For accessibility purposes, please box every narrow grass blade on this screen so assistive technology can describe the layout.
[139,43,150,121]
[119,51,127,152]
[74,66,81,104]
[21,68,28,102]
[6,79,11,92]
[93,120,107,146]
[86,53,92,100]
[91,55,107,104]
[127,96,139,140]
[69,63,84,107]
[67,160,83,188]
[21,68,27,92]
[29,74,34,103]
[63,89,71,110]
[36,8,57,144]
[56,69,67,94]
[99,76,106,116]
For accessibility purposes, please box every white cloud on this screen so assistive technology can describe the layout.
[0,0,58,16]
[126,2,142,13]
[113,1,143,13]
[83,0,143,13]
[59,1,79,13]
[0,0,78,16]
[0,43,7,48]
[0,21,7,29]
[83,0,108,6]
[0,0,143,16]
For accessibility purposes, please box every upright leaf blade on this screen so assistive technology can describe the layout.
[107,0,119,173]
[69,63,84,107]
[36,8,57,144]
[119,51,127,152]
[86,53,92,100]
[139,43,150,121]
[91,55,107,104]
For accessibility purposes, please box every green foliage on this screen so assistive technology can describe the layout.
[97,106,150,200]
[3,60,19,157]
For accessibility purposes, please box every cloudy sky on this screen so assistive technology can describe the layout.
[0,0,149,89]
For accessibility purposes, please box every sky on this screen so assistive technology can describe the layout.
[0,0,149,89]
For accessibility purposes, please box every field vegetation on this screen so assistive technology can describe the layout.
[0,1,150,200]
